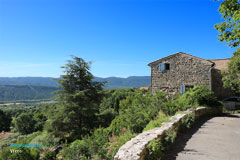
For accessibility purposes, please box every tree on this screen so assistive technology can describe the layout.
[13,113,36,134]
[214,0,240,47]
[222,49,240,93]
[0,109,11,132]
[47,56,105,141]
[215,0,240,93]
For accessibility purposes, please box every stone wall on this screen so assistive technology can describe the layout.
[114,107,222,160]
[150,53,213,96]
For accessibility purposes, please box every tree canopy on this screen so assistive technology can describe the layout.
[13,113,36,134]
[0,109,11,132]
[222,49,240,93]
[214,0,240,47]
[47,56,105,141]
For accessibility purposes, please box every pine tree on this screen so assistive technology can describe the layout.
[48,56,105,141]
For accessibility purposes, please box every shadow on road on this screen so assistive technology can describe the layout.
[163,116,213,160]
[221,113,240,118]
[163,113,240,160]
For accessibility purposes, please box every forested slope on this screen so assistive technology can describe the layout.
[0,85,58,101]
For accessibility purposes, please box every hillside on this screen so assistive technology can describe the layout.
[0,77,59,87]
[0,76,151,89]
[0,85,58,102]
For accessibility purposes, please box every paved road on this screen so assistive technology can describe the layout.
[164,114,240,160]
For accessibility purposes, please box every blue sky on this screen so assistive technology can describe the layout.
[0,0,236,78]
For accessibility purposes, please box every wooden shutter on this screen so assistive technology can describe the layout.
[180,85,185,95]
[159,63,165,71]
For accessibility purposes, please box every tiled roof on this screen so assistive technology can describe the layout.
[208,58,230,70]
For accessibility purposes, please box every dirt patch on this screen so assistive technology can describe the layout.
[0,132,12,139]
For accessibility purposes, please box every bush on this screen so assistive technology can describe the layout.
[106,129,136,159]
[143,111,170,132]
[180,113,195,130]
[0,147,39,160]
[42,151,57,160]
[0,109,11,132]
[13,113,36,135]
[176,85,222,109]
[145,130,176,160]
[61,127,111,160]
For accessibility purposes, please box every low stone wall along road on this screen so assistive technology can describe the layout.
[164,114,240,160]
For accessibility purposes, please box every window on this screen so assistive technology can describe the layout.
[185,85,194,91]
[159,63,170,71]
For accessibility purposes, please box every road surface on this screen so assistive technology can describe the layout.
[164,114,240,160]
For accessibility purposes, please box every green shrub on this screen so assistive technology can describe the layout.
[180,113,195,130]
[145,129,176,160]
[42,150,57,160]
[143,111,169,131]
[161,100,179,116]
[146,139,163,160]
[0,147,39,160]
[106,129,136,159]
[60,140,90,160]
[61,127,111,160]
[13,113,37,135]
[176,85,222,108]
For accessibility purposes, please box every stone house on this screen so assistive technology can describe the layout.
[148,52,233,100]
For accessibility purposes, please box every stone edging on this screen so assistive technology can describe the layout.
[114,107,222,160]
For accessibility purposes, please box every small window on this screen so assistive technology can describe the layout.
[159,63,170,71]
[165,63,170,70]
[185,85,194,91]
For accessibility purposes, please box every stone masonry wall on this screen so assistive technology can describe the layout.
[150,53,213,96]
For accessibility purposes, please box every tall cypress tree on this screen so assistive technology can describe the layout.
[48,56,104,141]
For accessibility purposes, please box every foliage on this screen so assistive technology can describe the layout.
[180,113,195,131]
[13,113,37,134]
[214,0,240,47]
[146,138,163,160]
[60,139,92,160]
[109,90,167,134]
[106,129,136,159]
[143,111,170,131]
[0,85,58,101]
[222,49,240,93]
[42,150,57,160]
[59,90,166,160]
[0,109,11,132]
[0,147,39,160]
[0,133,20,149]
[145,130,176,160]
[33,112,47,131]
[46,56,105,141]
[97,89,135,127]
[161,100,179,115]
[176,85,222,108]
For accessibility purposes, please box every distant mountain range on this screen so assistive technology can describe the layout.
[94,76,150,89]
[0,77,59,87]
[0,76,150,102]
[0,76,151,89]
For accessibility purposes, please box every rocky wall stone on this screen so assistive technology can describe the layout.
[149,53,213,96]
